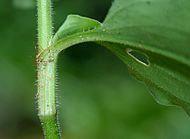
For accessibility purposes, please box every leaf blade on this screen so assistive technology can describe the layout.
[46,0,190,114]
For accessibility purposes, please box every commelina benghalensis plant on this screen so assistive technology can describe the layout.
[36,0,190,138]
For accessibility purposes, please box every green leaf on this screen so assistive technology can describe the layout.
[43,0,190,115]
[13,0,35,9]
[52,15,102,44]
[101,0,190,114]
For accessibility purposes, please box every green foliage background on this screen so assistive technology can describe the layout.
[0,0,190,139]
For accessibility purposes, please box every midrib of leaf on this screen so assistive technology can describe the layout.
[38,25,190,68]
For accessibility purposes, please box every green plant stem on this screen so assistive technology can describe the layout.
[37,0,61,138]
[38,0,53,51]
[37,54,60,139]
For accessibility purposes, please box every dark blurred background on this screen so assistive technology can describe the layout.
[0,0,190,139]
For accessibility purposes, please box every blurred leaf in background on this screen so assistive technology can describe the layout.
[13,0,35,9]
[0,0,190,139]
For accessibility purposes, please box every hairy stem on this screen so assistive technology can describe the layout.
[37,0,61,138]
[37,0,53,51]
[37,54,60,139]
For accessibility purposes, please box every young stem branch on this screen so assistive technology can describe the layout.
[37,0,61,138]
